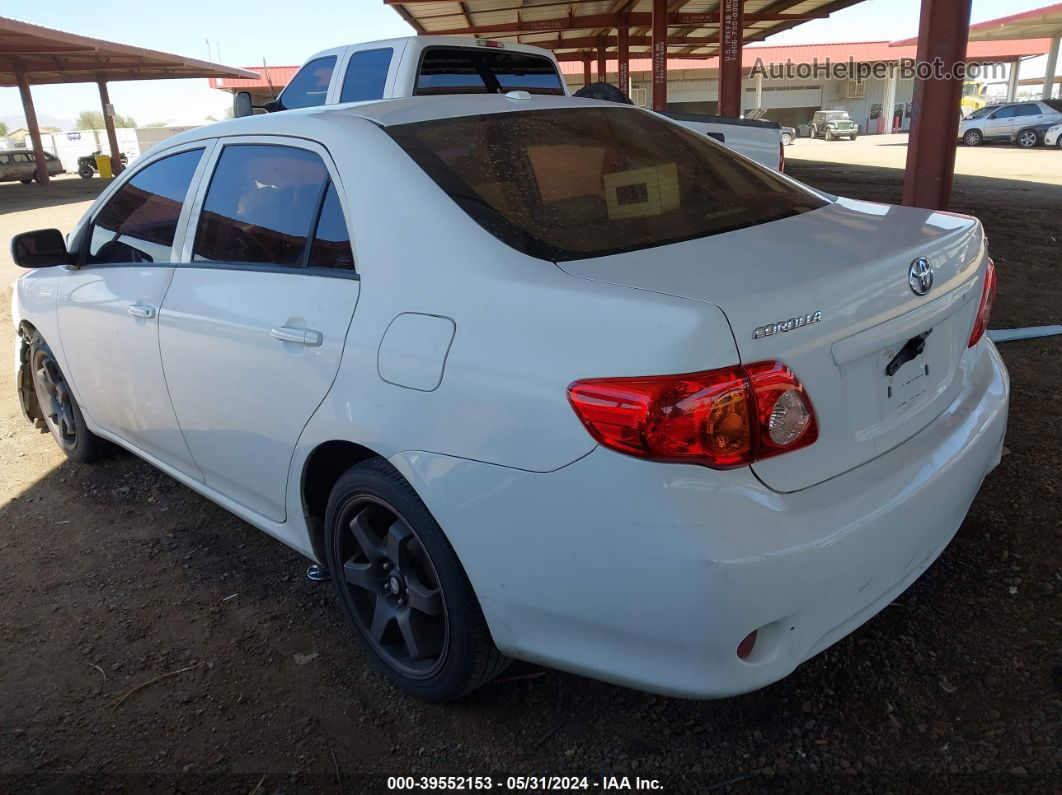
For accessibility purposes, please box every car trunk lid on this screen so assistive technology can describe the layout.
[557,197,987,492]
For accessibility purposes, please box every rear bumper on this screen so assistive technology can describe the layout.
[392,340,1009,698]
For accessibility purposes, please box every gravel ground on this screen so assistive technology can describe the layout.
[0,162,1059,793]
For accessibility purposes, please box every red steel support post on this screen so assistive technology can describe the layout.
[15,66,49,185]
[718,0,744,117]
[902,0,972,210]
[652,0,667,110]
[583,54,592,88]
[618,27,630,95]
[98,78,125,176]
[597,44,606,82]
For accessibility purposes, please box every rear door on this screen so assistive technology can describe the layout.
[159,137,359,522]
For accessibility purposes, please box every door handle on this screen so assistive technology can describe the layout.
[270,325,323,346]
[127,304,157,319]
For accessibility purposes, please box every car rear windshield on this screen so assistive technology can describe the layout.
[386,107,826,261]
[414,48,564,96]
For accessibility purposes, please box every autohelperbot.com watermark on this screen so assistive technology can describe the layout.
[751,58,1007,84]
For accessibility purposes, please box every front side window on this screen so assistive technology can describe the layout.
[87,148,203,265]
[415,48,564,96]
[991,106,1017,119]
[192,144,344,269]
[279,56,336,110]
[340,48,393,103]
[388,107,826,262]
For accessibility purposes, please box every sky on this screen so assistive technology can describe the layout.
[0,0,1052,128]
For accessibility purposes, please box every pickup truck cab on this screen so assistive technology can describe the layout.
[237,36,784,171]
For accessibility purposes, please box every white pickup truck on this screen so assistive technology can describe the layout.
[235,36,784,171]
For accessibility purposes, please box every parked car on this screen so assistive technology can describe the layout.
[77,151,129,178]
[12,94,1007,702]
[959,99,1062,148]
[809,110,859,141]
[236,36,785,171]
[0,150,63,183]
[781,125,796,145]
[1045,121,1062,148]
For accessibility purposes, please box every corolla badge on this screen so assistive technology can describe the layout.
[908,257,934,296]
[753,311,822,340]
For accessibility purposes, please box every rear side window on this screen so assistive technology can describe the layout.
[1044,99,1062,113]
[193,144,353,272]
[415,48,564,96]
[340,48,393,103]
[280,56,336,110]
[1016,103,1041,117]
[388,107,826,262]
[308,183,354,269]
[88,148,203,265]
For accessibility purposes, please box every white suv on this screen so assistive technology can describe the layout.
[11,95,1008,701]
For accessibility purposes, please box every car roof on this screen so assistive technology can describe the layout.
[150,94,633,154]
[304,35,556,62]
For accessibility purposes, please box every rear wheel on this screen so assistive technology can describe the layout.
[963,129,983,146]
[1015,129,1039,149]
[325,458,509,701]
[781,132,793,146]
[19,177,32,184]
[28,333,102,463]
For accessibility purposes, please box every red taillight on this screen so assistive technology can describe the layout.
[567,361,817,469]
[779,141,785,172]
[968,258,996,347]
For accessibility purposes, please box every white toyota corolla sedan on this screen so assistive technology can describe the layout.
[11,94,1008,702]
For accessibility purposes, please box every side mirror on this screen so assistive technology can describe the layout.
[234,91,254,118]
[11,228,69,268]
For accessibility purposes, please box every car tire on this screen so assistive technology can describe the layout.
[849,134,858,141]
[27,332,102,463]
[78,165,94,179]
[324,457,510,701]
[963,129,983,146]
[825,129,834,141]
[781,133,793,146]
[1015,129,1039,149]
[19,178,32,184]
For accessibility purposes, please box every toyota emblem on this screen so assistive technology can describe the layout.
[908,258,933,296]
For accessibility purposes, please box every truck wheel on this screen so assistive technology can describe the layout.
[963,129,983,146]
[849,134,858,141]
[325,458,510,701]
[28,332,102,463]
[825,129,834,141]
[78,165,94,179]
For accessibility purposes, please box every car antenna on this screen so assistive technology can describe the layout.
[262,58,278,100]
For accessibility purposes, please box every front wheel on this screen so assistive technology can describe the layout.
[963,129,983,146]
[78,164,94,179]
[19,178,32,184]
[1015,129,1039,149]
[825,129,834,141]
[28,332,102,463]
[325,458,509,701]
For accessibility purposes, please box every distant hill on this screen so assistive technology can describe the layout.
[1,113,76,132]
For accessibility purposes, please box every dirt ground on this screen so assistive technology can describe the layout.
[0,160,1060,793]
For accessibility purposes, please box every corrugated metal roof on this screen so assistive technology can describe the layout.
[385,0,870,59]
[208,66,300,91]
[894,3,1062,46]
[0,15,258,86]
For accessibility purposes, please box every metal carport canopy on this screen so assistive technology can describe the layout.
[0,16,258,183]
[894,3,1062,102]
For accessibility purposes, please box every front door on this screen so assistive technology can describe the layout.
[983,105,1017,140]
[159,139,359,522]
[57,144,211,477]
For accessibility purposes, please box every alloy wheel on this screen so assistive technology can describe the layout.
[335,497,448,678]
[31,349,77,450]
[1017,130,1038,148]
